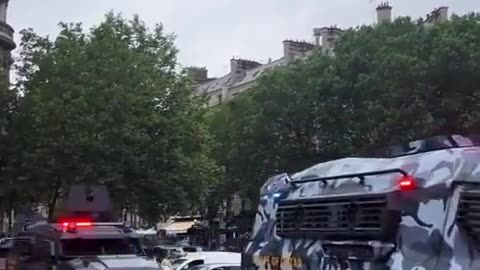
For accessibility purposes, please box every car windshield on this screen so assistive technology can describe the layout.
[182,246,198,252]
[171,258,188,268]
[188,265,209,270]
[0,239,12,258]
[0,239,12,249]
[153,247,169,257]
[61,237,142,257]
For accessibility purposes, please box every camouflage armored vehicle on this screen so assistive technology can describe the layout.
[242,135,480,270]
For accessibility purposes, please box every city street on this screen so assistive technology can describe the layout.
[0,0,479,269]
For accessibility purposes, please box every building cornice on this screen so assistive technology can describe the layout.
[0,21,15,50]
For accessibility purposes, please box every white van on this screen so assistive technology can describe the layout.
[166,252,240,270]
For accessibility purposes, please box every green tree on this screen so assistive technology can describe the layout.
[210,13,480,204]
[15,13,220,223]
[0,73,15,229]
[0,62,32,230]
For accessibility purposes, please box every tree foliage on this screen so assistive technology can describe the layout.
[210,13,480,203]
[0,68,21,224]
[12,13,221,223]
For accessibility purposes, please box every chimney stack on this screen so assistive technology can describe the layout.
[425,7,449,26]
[282,40,315,62]
[376,2,392,24]
[230,58,261,74]
[436,7,449,23]
[229,58,261,83]
[313,26,343,54]
[186,66,208,83]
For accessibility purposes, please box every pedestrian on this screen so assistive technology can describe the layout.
[210,239,217,250]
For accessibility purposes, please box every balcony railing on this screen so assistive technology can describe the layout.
[0,21,15,50]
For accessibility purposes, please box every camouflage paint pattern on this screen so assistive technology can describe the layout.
[242,144,480,270]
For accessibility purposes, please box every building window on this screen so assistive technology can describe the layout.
[217,94,223,104]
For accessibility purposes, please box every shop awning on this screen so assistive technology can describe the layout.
[135,227,157,236]
[162,221,196,235]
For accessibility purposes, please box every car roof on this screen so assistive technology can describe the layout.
[194,251,240,256]
[188,263,240,270]
[183,252,241,262]
[154,245,183,249]
[0,238,13,249]
[22,222,139,240]
[199,263,240,266]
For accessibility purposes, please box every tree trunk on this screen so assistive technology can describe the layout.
[0,197,4,234]
[7,192,14,236]
[47,179,62,220]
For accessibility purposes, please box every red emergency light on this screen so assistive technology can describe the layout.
[61,221,92,230]
[398,175,417,191]
[76,222,92,226]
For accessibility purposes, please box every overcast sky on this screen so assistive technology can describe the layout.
[7,0,480,77]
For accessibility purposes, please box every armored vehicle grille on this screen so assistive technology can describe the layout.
[457,189,480,244]
[323,243,374,260]
[276,194,400,241]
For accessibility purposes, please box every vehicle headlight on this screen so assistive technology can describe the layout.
[160,259,172,270]
[259,173,293,202]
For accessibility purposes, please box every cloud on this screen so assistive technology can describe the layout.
[7,0,479,77]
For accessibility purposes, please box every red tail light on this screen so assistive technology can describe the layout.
[398,175,416,191]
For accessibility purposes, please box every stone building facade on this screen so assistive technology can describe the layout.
[190,32,340,107]
[0,0,15,80]
[192,3,449,108]
[0,0,16,235]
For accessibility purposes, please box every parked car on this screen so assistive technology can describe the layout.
[188,263,240,270]
[150,244,203,260]
[177,245,203,253]
[150,245,186,261]
[168,252,241,270]
[0,238,13,270]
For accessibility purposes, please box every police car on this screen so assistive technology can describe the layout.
[7,219,162,269]
[7,184,162,269]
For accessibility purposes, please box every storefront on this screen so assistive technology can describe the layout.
[220,211,255,252]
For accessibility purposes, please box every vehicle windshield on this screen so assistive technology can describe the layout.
[0,239,13,258]
[182,246,198,252]
[61,237,142,257]
[171,258,188,268]
[0,239,13,249]
[188,265,209,270]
